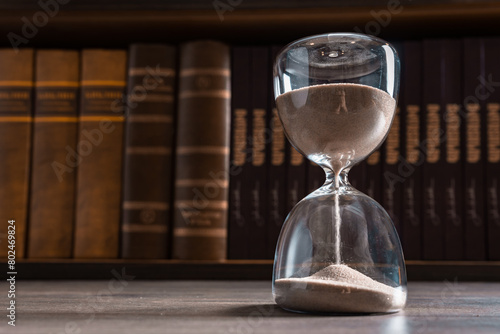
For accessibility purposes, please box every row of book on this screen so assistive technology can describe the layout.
[0,37,499,262]
[0,41,230,260]
[228,37,500,262]
[369,38,500,261]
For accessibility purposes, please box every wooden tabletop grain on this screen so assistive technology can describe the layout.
[2,280,500,333]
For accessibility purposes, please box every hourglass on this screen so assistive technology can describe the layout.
[272,33,407,314]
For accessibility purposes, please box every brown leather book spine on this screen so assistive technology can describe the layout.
[28,50,80,258]
[172,40,230,260]
[0,49,34,259]
[121,44,176,259]
[73,49,127,258]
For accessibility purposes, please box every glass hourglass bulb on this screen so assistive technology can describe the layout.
[272,33,407,314]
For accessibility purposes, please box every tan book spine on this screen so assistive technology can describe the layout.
[28,50,80,258]
[0,49,34,259]
[73,49,127,258]
[172,40,230,260]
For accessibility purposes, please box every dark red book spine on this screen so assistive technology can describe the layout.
[383,106,402,235]
[441,39,464,260]
[422,39,446,260]
[484,38,500,260]
[401,40,423,260]
[382,42,403,236]
[228,46,251,259]
[463,38,487,260]
[246,46,269,259]
[267,45,287,259]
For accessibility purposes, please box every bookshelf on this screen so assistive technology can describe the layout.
[1,0,500,47]
[14,259,500,281]
[2,0,500,280]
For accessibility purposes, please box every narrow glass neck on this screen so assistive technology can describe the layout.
[324,168,350,191]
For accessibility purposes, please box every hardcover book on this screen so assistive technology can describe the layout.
[484,37,500,260]
[401,40,423,260]
[246,46,269,259]
[267,45,287,258]
[382,104,402,236]
[422,39,446,260]
[382,42,403,237]
[463,38,487,260]
[28,50,80,258]
[73,49,127,258]
[0,49,34,259]
[228,46,251,259]
[121,44,177,259]
[441,39,464,260]
[172,40,231,260]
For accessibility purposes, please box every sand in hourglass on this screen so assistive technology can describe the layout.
[276,83,395,164]
[274,83,399,313]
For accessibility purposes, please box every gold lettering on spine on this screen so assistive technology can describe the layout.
[446,104,460,164]
[426,104,440,163]
[466,103,481,163]
[84,90,123,99]
[386,107,400,164]
[38,91,76,100]
[233,109,247,166]
[0,91,29,99]
[406,105,420,163]
[271,108,285,166]
[252,108,266,166]
[487,103,500,163]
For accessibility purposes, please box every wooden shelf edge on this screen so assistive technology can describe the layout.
[8,260,500,281]
[1,2,500,46]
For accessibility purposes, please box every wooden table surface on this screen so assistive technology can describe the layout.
[1,280,500,333]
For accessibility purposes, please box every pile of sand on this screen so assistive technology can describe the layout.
[274,264,406,313]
